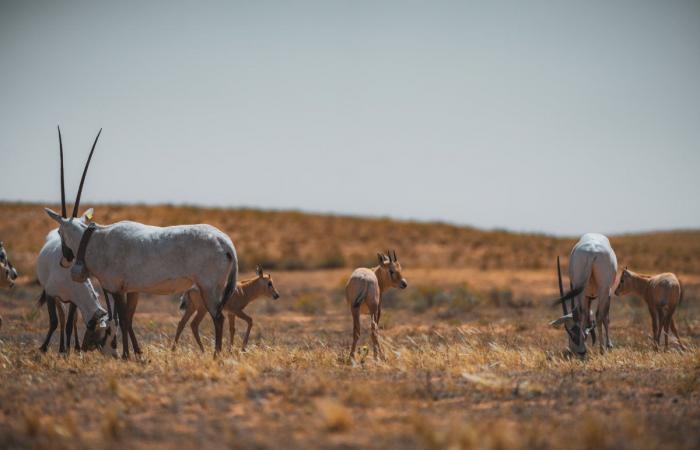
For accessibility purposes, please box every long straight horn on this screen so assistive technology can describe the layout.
[58,126,67,218]
[72,129,102,218]
[392,250,397,262]
[557,256,567,314]
[386,250,391,262]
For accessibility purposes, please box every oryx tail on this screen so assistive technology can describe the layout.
[352,282,369,308]
[217,255,237,316]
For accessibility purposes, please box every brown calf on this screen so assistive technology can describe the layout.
[172,266,280,351]
[345,250,408,361]
[615,268,685,350]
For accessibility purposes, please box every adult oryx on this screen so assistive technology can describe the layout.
[0,241,19,330]
[37,216,117,355]
[550,233,618,357]
[44,127,238,357]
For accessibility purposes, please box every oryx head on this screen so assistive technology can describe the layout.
[44,127,101,271]
[377,250,408,289]
[82,311,118,357]
[550,256,587,358]
[614,267,631,296]
[0,242,18,288]
[254,265,280,300]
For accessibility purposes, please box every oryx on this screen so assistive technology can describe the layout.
[172,265,280,352]
[616,268,685,350]
[44,127,238,357]
[550,233,618,357]
[345,250,408,361]
[36,218,117,355]
[0,241,18,289]
[0,241,19,330]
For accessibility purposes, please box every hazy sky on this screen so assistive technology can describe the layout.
[1,1,699,235]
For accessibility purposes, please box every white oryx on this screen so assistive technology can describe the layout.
[0,241,19,330]
[37,218,117,356]
[550,233,618,357]
[45,127,238,357]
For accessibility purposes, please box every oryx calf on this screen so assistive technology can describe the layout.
[45,127,238,358]
[0,241,19,330]
[346,250,407,360]
[550,233,618,357]
[615,268,685,350]
[172,265,280,352]
[37,220,117,355]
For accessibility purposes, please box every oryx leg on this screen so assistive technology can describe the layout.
[661,307,671,350]
[40,293,59,353]
[227,312,236,349]
[189,307,208,353]
[670,317,685,350]
[197,285,226,355]
[57,301,66,353]
[126,293,141,355]
[235,309,253,351]
[213,313,225,356]
[72,310,80,351]
[112,292,130,359]
[652,307,662,349]
[349,306,361,360]
[369,307,383,360]
[65,303,77,354]
[172,299,198,351]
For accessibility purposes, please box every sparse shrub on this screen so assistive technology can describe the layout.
[315,245,346,269]
[294,293,327,314]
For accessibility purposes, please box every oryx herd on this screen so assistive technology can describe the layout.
[0,130,690,360]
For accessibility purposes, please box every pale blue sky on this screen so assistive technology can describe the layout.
[1,0,699,235]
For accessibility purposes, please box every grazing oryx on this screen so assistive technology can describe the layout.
[550,233,618,357]
[0,241,19,329]
[37,213,117,355]
[45,127,238,358]
[345,250,408,361]
[615,268,685,350]
[172,265,280,352]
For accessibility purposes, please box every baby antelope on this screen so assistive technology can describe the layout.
[172,265,280,352]
[346,250,407,361]
[615,268,685,350]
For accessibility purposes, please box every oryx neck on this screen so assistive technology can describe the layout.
[238,277,263,301]
[373,265,391,294]
[627,271,651,294]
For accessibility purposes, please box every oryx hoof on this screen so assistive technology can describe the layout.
[39,345,48,353]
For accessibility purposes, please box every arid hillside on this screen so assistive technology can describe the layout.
[1,202,698,277]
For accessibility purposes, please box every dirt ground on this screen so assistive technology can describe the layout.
[0,268,698,450]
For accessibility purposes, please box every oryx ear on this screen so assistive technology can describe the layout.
[45,208,64,224]
[377,253,386,265]
[549,313,573,328]
[256,265,263,277]
[81,208,94,221]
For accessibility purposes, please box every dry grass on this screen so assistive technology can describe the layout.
[1,203,699,449]
[1,268,699,449]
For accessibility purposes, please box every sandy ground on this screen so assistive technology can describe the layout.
[0,269,699,449]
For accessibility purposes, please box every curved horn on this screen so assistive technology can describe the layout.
[72,129,102,218]
[58,126,67,218]
[557,256,567,315]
